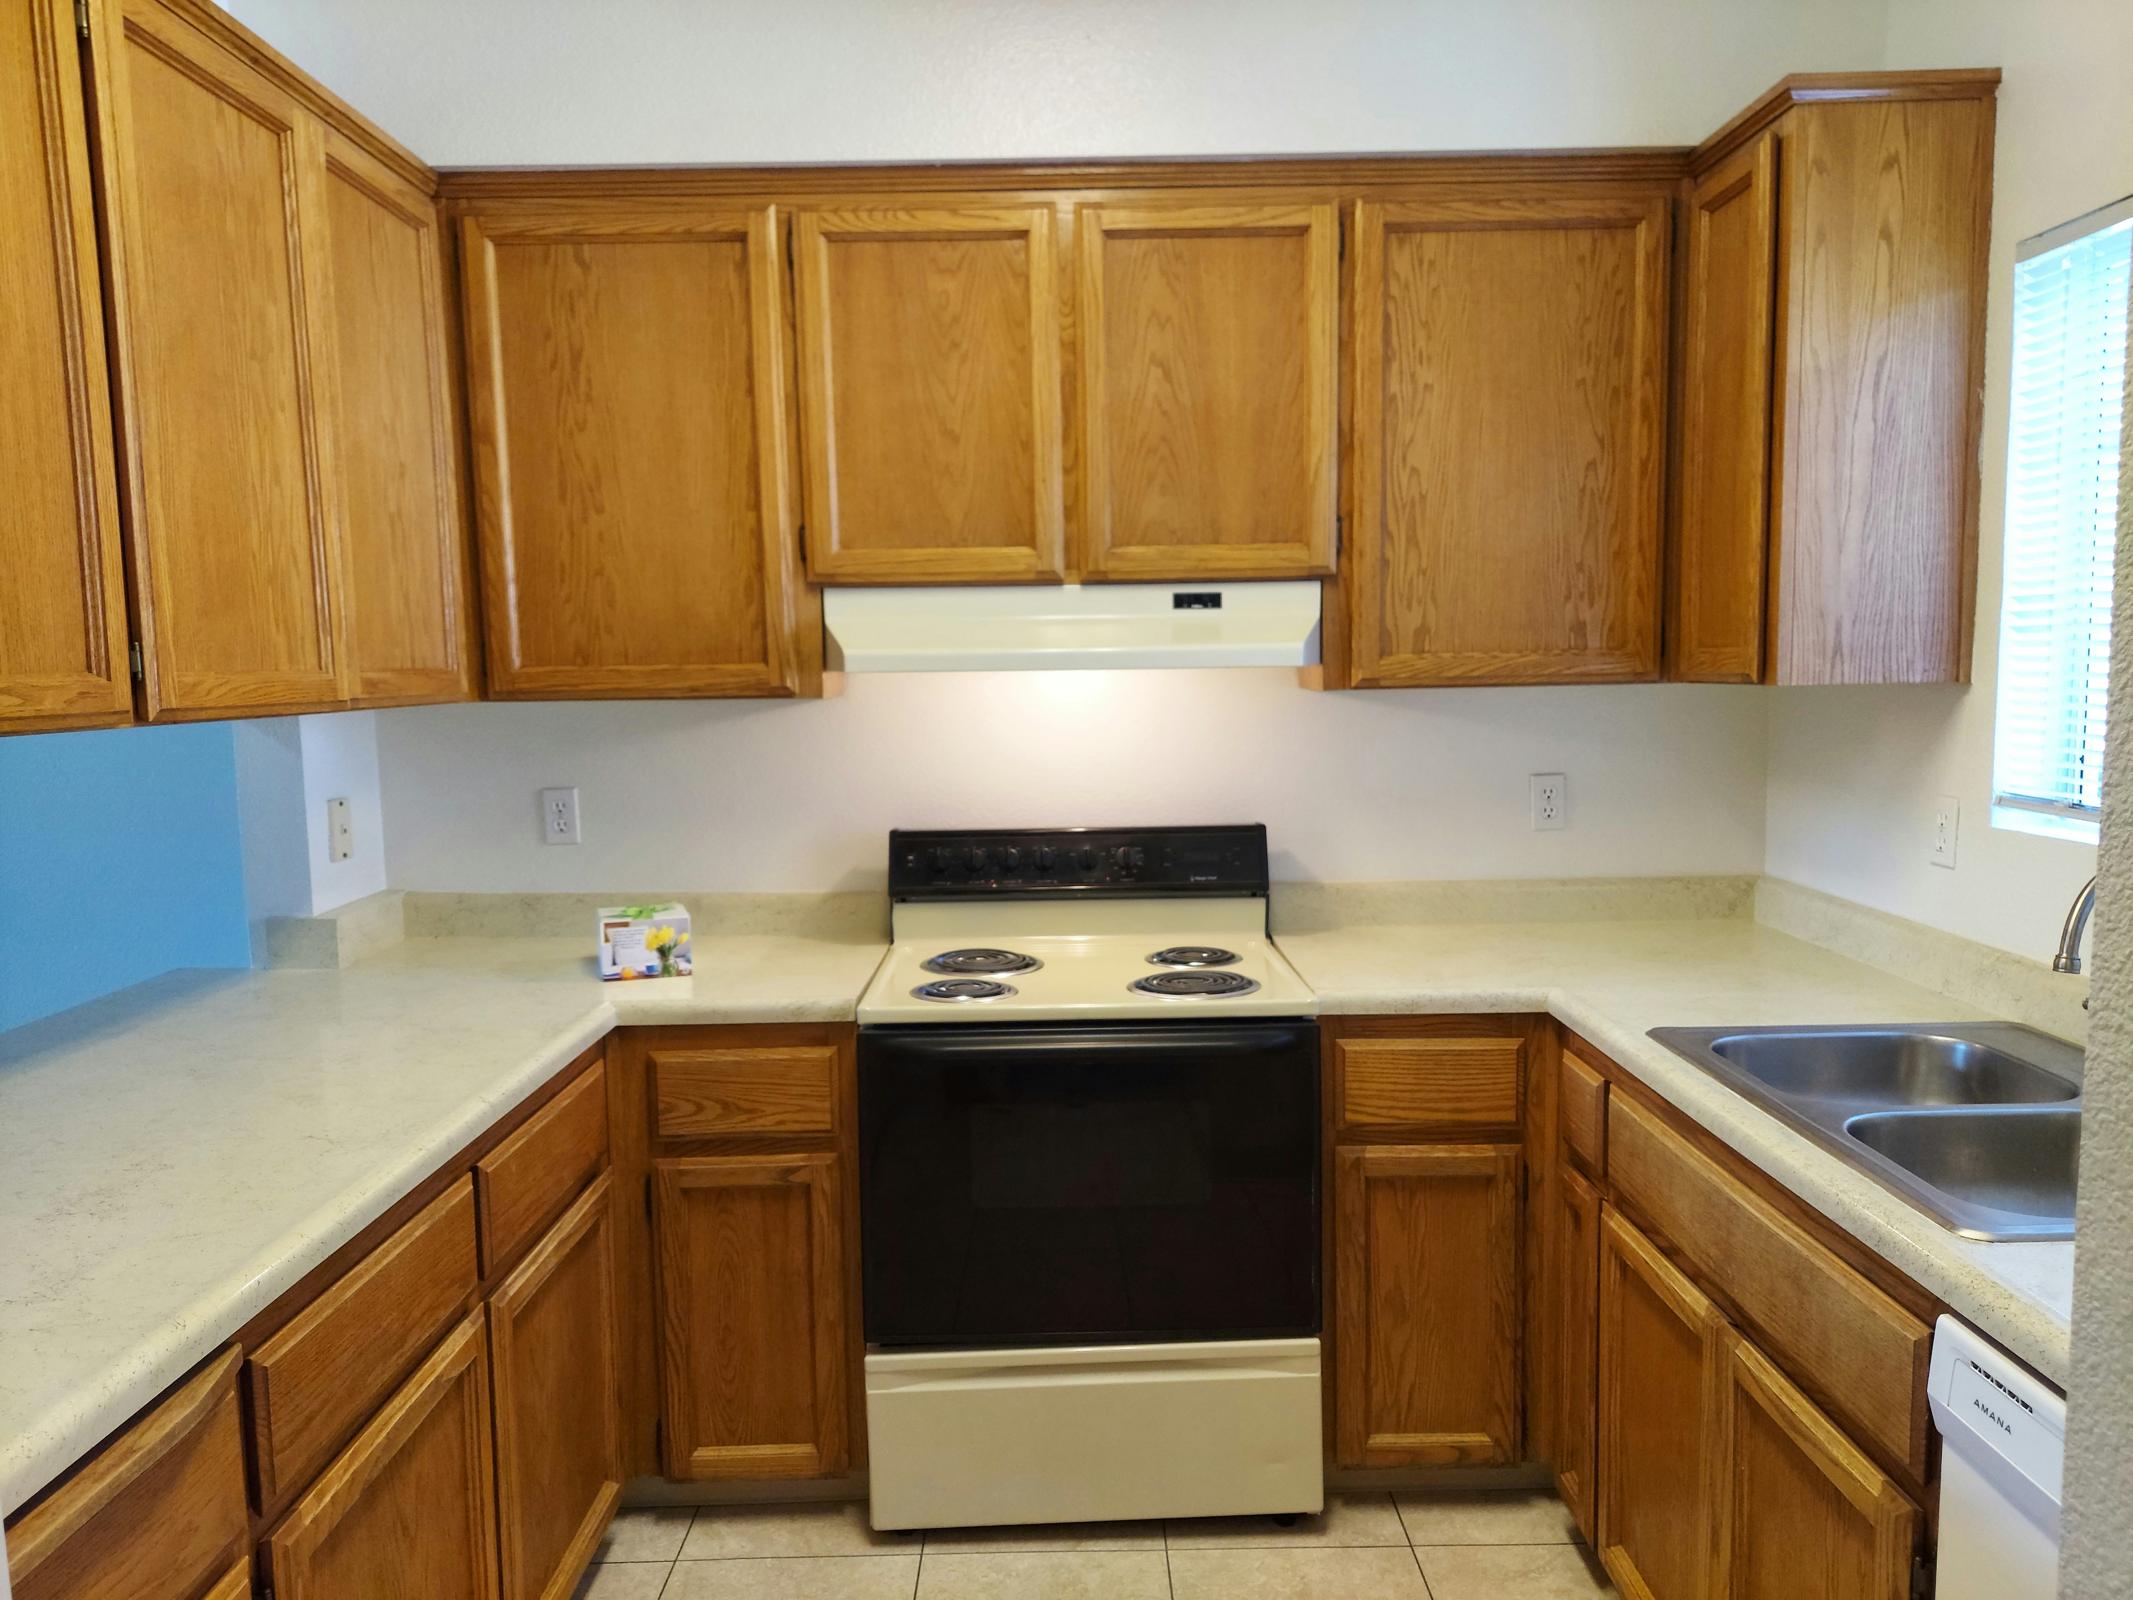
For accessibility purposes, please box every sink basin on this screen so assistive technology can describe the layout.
[1845,1109,2081,1225]
[1649,1022,2082,1241]
[1707,1030,2079,1107]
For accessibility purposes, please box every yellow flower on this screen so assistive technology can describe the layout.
[647,926,675,951]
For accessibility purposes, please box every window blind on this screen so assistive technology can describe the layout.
[1992,199,2132,836]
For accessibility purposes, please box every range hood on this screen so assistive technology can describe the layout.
[824,582,1321,673]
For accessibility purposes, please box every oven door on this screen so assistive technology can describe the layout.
[859,1019,1319,1349]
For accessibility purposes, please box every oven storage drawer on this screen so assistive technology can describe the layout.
[864,1338,1323,1530]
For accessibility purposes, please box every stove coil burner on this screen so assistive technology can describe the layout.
[1146,946,1242,968]
[1129,970,1262,999]
[922,948,1043,976]
[913,978,1017,1003]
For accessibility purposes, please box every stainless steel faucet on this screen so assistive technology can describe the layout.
[2054,874,2099,974]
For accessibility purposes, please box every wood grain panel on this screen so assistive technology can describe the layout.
[1596,1207,1724,1600]
[653,1044,839,1139]
[794,204,1065,582]
[322,129,472,707]
[477,1057,608,1274]
[264,1310,500,1600]
[90,0,348,717]
[1607,1092,1931,1485]
[1672,133,1778,684]
[6,1350,246,1600]
[488,1175,622,1600]
[246,1176,479,1509]
[0,0,132,734]
[459,201,806,697]
[1076,200,1338,579]
[1552,1166,1602,1544]
[1711,1338,1920,1600]
[654,1153,849,1480]
[201,1558,251,1600]
[1335,1034,1522,1135]
[1333,1143,1521,1467]
[1345,190,1668,686]
[1559,1049,1608,1175]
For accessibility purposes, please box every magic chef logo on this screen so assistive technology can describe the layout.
[1966,1357,2034,1436]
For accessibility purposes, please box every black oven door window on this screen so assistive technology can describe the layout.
[859,1020,1320,1348]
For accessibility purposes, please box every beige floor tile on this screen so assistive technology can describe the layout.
[664,1554,921,1600]
[1169,1545,1430,1599]
[573,1560,673,1599]
[923,1519,1164,1553]
[678,1501,908,1560]
[1418,1542,1616,1599]
[917,1550,1171,1599]
[1395,1488,1580,1545]
[1166,1492,1407,1549]
[598,1506,697,1563]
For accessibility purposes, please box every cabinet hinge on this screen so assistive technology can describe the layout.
[1910,1555,1933,1600]
[128,640,143,680]
[74,0,89,37]
[645,1174,654,1220]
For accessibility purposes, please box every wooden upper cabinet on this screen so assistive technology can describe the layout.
[87,0,348,719]
[459,201,810,697]
[1344,191,1668,687]
[793,204,1066,583]
[321,131,473,707]
[1075,200,1338,580]
[0,0,132,735]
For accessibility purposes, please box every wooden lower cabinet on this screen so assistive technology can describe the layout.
[1711,1339,1920,1600]
[489,1176,623,1600]
[1552,1166,1602,1542]
[1333,1142,1522,1467]
[1596,1207,1725,1600]
[265,1311,500,1600]
[654,1152,850,1479]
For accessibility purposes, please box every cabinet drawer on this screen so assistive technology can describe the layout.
[1560,1050,1607,1173]
[6,1350,247,1600]
[1606,1093,1931,1482]
[246,1176,479,1506]
[478,1057,608,1271]
[654,1044,839,1140]
[1334,1034,1521,1135]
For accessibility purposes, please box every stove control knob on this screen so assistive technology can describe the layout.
[1121,847,1147,872]
[999,847,1023,872]
[1034,846,1057,871]
[966,846,989,872]
[928,847,953,873]
[1074,846,1098,871]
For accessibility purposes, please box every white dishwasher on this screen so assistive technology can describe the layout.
[1928,1316,2065,1599]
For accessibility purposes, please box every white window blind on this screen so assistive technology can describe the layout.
[1992,198,2132,840]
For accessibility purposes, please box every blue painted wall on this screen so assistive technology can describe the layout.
[0,723,251,1032]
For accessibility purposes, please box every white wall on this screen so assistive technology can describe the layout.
[230,713,388,934]
[1762,0,2133,960]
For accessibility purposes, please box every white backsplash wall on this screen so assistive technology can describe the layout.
[375,675,1767,893]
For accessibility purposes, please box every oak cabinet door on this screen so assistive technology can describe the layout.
[460,202,807,698]
[1345,192,1668,686]
[489,1176,622,1600]
[266,1311,501,1600]
[1711,1338,1920,1600]
[654,1153,849,1479]
[1596,1207,1725,1600]
[794,204,1065,582]
[1333,1143,1521,1467]
[0,0,132,734]
[1076,200,1338,580]
[321,131,473,707]
[88,0,348,718]
[1671,134,1778,685]
[1552,1165,1602,1543]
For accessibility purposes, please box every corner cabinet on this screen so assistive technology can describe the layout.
[458,201,815,698]
[1340,190,1669,686]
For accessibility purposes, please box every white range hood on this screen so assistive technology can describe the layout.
[824,582,1321,673]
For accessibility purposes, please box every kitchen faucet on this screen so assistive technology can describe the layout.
[2053,874,2100,974]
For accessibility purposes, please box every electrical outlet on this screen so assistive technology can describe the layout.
[1531,773,1569,831]
[326,797,353,863]
[1931,795,1959,868]
[540,786,581,846]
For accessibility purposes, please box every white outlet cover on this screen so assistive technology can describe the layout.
[1931,795,1959,868]
[326,796,353,863]
[1531,773,1569,832]
[540,786,581,846]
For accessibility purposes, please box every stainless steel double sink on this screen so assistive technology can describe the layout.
[1648,1024,2082,1241]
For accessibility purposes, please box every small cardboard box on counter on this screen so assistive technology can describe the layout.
[598,903,692,980]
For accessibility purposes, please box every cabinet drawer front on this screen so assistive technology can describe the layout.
[1606,1093,1930,1482]
[478,1057,609,1271]
[1335,1034,1521,1135]
[6,1351,247,1600]
[247,1176,480,1505]
[654,1045,839,1140]
[1559,1050,1608,1173]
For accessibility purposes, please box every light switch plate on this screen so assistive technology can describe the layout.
[1931,795,1959,868]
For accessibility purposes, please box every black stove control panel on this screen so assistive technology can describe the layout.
[889,825,1268,899]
